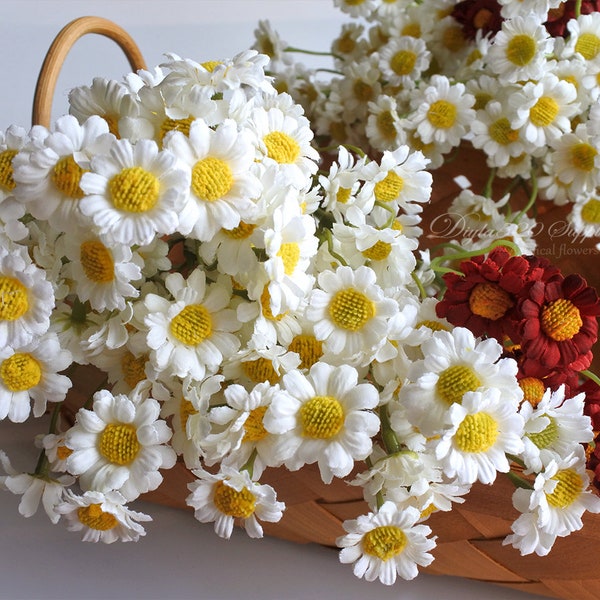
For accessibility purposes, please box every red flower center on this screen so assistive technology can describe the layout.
[468,282,514,320]
[540,298,583,341]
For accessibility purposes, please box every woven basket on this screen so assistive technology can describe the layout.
[38,17,600,600]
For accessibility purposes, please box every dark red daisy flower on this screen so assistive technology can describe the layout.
[545,0,600,37]
[579,378,600,431]
[451,0,504,41]
[519,274,600,376]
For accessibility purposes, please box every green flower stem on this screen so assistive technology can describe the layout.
[240,448,258,480]
[429,239,522,274]
[506,470,534,490]
[284,46,334,57]
[575,0,583,17]
[513,169,538,224]
[322,228,349,267]
[581,369,600,387]
[379,404,401,456]
[315,68,344,76]
[411,271,427,300]
[483,166,497,198]
[375,491,385,510]
[506,453,526,469]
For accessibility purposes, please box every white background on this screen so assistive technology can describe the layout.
[0,2,542,599]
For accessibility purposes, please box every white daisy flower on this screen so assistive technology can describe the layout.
[337,502,436,585]
[448,187,508,233]
[0,241,54,348]
[61,232,143,312]
[139,269,241,380]
[377,36,431,88]
[569,190,600,237]
[410,75,475,147]
[253,19,291,67]
[338,57,383,123]
[41,432,72,473]
[79,137,190,246]
[0,332,72,423]
[186,465,285,539]
[334,0,380,19]
[433,389,525,485]
[263,362,380,484]
[509,74,578,147]
[519,385,595,473]
[164,118,262,242]
[366,94,405,152]
[401,327,522,437]
[306,265,398,364]
[56,489,152,543]
[65,385,176,501]
[13,115,113,231]
[486,16,554,84]
[564,12,600,64]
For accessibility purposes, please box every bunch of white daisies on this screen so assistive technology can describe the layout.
[0,0,599,587]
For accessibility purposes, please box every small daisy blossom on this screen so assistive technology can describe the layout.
[56,489,152,543]
[337,502,436,585]
[79,137,191,246]
[186,465,285,539]
[65,385,176,501]
[0,332,72,422]
[433,388,525,485]
[570,191,600,238]
[377,36,431,88]
[263,362,380,484]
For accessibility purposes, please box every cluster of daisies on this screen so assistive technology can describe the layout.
[0,0,600,589]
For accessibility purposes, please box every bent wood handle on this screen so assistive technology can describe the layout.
[32,16,147,127]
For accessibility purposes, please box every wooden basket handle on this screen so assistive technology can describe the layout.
[32,16,147,127]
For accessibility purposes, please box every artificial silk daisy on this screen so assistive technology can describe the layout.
[305,265,398,363]
[401,326,522,436]
[433,388,525,485]
[0,332,72,422]
[139,269,241,380]
[337,502,436,585]
[569,190,600,237]
[186,465,285,539]
[365,94,404,152]
[79,137,190,246]
[56,489,152,543]
[65,385,176,501]
[377,36,431,89]
[263,362,380,484]
[564,11,600,63]
[164,119,262,242]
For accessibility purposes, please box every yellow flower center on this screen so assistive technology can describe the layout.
[506,34,536,66]
[376,111,397,141]
[77,504,118,531]
[191,157,233,202]
[529,97,559,128]
[474,92,493,110]
[540,298,582,341]
[56,445,73,461]
[363,525,407,561]
[442,25,466,52]
[336,187,352,204]
[570,142,597,171]
[263,131,300,164]
[121,352,147,388]
[0,149,17,192]
[99,423,140,465]
[575,32,600,60]
[213,480,256,518]
[159,116,195,144]
[527,415,559,449]
[346,0,367,5]
[288,334,324,369]
[489,118,520,145]
[170,304,213,346]
[374,171,404,202]
[241,357,280,385]
[436,365,481,405]
[80,240,115,283]
[278,242,300,275]
[201,60,222,72]
[362,240,392,261]
[0,276,29,321]
[223,221,256,239]
[455,412,498,453]
[581,198,600,224]
[519,377,545,407]
[467,49,483,66]
[416,319,449,332]
[353,80,374,102]
[546,468,584,508]
[180,398,197,431]
[427,100,457,129]
[337,33,356,55]
[420,502,438,520]
[51,155,87,200]
[300,395,344,439]
[402,23,421,38]
[243,406,269,442]
[390,50,417,76]
[259,286,288,321]
[328,288,375,331]
[468,282,514,320]
[0,353,42,391]
[110,166,160,213]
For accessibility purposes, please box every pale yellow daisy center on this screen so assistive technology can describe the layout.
[527,415,559,449]
[529,96,559,128]
[401,23,421,38]
[336,187,352,204]
[191,157,233,202]
[223,221,256,239]
[362,240,392,261]
[376,111,397,141]
[518,377,546,407]
[243,406,269,442]
[213,480,256,518]
[455,412,498,453]
[506,34,536,66]
[353,80,374,102]
[427,100,457,129]
[110,166,160,213]
[77,504,118,531]
[436,365,481,405]
[159,116,194,144]
[263,131,300,164]
[52,155,87,200]
[575,32,600,60]
[0,276,29,321]
[416,319,449,332]
[242,357,280,385]
[374,171,404,202]
[99,423,140,465]
[180,398,198,432]
[329,288,375,331]
[540,298,582,341]
[121,352,147,389]
[363,525,407,561]
[390,50,417,76]
[278,242,300,275]
[489,117,520,145]
[300,395,344,439]
[80,240,115,283]
[469,282,514,320]
[0,353,42,391]
[581,198,600,223]
[288,334,324,369]
[571,143,597,171]
[546,468,584,508]
[201,60,222,72]
[0,149,17,191]
[170,304,213,346]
